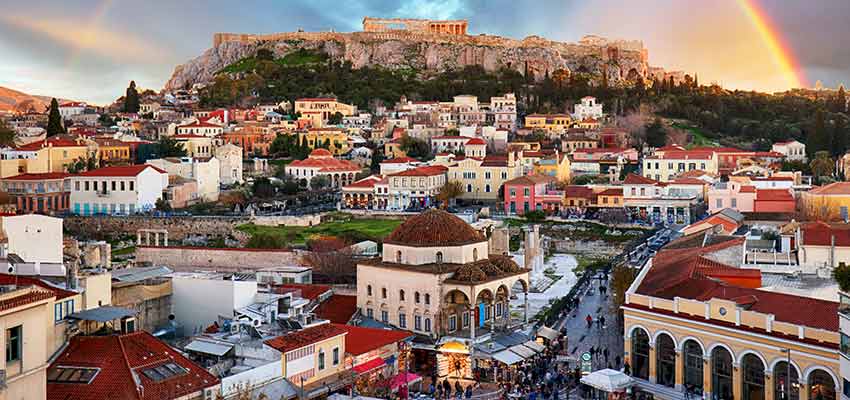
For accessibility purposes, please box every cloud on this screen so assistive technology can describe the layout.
[0,14,168,64]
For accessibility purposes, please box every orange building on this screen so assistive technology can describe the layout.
[1,172,71,214]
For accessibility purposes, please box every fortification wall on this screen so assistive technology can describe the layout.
[134,246,302,272]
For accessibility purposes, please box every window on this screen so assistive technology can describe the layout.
[332,348,340,365]
[141,362,187,382]
[396,251,402,263]
[425,318,431,332]
[435,252,443,263]
[6,325,21,363]
[448,315,457,331]
[510,189,516,197]
[473,248,478,261]
[415,292,420,303]
[318,349,325,370]
[381,310,388,323]
[382,288,387,299]
[399,290,405,301]
[55,303,64,323]
[462,311,469,328]
[731,198,737,208]
[74,181,80,191]
[415,315,422,330]
[399,313,407,328]
[48,366,99,384]
[524,188,530,196]
[111,181,116,191]
[366,308,373,319]
[367,285,372,296]
[129,181,134,191]
[425,294,430,305]
[716,199,723,208]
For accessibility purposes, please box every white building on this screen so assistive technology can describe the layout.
[175,120,224,137]
[386,165,447,210]
[0,214,65,276]
[69,164,169,215]
[170,272,259,334]
[58,102,87,118]
[214,143,244,186]
[489,93,517,131]
[147,157,221,202]
[772,139,807,161]
[573,96,604,121]
[256,266,312,285]
[839,291,850,400]
[284,149,361,189]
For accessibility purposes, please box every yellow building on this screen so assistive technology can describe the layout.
[623,236,840,400]
[524,114,571,134]
[800,182,850,221]
[298,128,351,156]
[294,98,356,123]
[265,323,348,395]
[0,286,55,400]
[0,137,91,178]
[447,154,521,201]
[93,138,132,165]
[642,150,719,182]
[384,137,407,159]
[595,187,623,208]
[533,153,571,183]
[173,134,216,158]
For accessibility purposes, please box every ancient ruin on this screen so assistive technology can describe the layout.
[362,17,468,35]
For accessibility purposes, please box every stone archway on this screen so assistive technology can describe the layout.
[656,333,676,387]
[443,289,471,333]
[474,289,494,329]
[742,353,766,400]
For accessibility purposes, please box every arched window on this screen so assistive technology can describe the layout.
[683,340,704,393]
[396,250,402,263]
[399,290,405,301]
[742,354,766,400]
[473,248,478,261]
[712,347,734,400]
[436,252,443,263]
[425,294,431,305]
[415,292,420,303]
[656,334,676,387]
[367,285,372,296]
[381,288,387,299]
[773,361,799,400]
[631,328,650,380]
[424,317,431,332]
[808,369,836,400]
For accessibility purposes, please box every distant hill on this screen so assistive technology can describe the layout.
[0,86,73,113]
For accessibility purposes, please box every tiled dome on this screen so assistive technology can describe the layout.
[384,209,486,247]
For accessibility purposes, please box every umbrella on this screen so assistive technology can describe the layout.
[390,372,422,390]
[580,369,634,392]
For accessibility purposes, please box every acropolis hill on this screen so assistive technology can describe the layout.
[165,17,657,91]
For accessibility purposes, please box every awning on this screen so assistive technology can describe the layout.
[67,306,135,322]
[508,344,536,359]
[185,340,234,357]
[537,326,560,341]
[353,357,386,374]
[492,349,524,365]
[524,341,545,353]
[580,369,634,392]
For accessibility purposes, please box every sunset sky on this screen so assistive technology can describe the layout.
[2,0,848,104]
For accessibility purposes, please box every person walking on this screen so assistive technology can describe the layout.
[585,314,593,329]
[603,347,610,364]
[600,315,606,329]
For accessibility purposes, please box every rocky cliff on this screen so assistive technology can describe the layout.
[165,31,650,91]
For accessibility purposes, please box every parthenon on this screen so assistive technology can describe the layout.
[362,17,468,35]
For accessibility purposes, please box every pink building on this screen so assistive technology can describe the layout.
[707,181,756,213]
[503,174,564,215]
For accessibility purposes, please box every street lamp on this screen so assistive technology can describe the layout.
[780,348,792,400]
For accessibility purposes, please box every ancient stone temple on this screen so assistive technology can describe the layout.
[362,17,468,35]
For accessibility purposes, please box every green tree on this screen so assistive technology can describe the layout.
[833,116,848,157]
[645,117,667,148]
[369,150,384,172]
[0,120,15,147]
[436,180,464,208]
[310,175,330,189]
[524,210,546,222]
[124,81,140,113]
[399,135,432,160]
[252,177,276,197]
[810,151,835,182]
[834,262,850,292]
[155,197,172,212]
[157,136,187,158]
[46,98,64,136]
[808,108,832,157]
[327,112,344,125]
[98,113,115,127]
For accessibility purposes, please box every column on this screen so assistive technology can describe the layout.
[490,303,495,333]
[623,336,632,369]
[523,290,528,324]
[798,384,809,400]
[137,231,142,246]
[733,363,742,400]
[703,356,713,400]
[648,343,657,384]
[154,232,159,247]
[146,231,151,246]
[675,350,684,391]
[164,231,169,247]
[765,372,774,400]
[469,306,475,340]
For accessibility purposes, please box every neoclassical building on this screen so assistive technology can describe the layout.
[623,236,840,400]
[356,209,530,379]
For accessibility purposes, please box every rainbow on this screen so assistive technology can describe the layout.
[736,0,806,89]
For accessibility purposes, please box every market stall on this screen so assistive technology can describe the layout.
[580,369,634,400]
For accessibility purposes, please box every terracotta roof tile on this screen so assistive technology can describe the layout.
[334,323,412,356]
[384,209,485,247]
[75,164,166,177]
[314,295,357,324]
[276,283,331,301]
[264,323,348,354]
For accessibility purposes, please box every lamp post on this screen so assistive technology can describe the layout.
[780,348,792,400]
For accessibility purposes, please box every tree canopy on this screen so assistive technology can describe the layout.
[47,98,65,136]
[124,81,140,113]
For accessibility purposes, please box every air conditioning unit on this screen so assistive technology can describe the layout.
[121,317,136,334]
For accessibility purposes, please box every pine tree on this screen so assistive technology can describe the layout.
[124,81,140,113]
[693,73,699,89]
[837,85,847,113]
[46,98,64,136]
[645,117,667,148]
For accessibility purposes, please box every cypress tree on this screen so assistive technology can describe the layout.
[46,98,64,136]
[833,116,848,157]
[124,81,140,113]
[837,85,847,113]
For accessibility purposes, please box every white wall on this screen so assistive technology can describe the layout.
[171,276,258,334]
[1,214,63,264]
[220,361,281,398]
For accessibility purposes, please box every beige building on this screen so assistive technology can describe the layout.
[264,323,348,397]
[214,143,244,185]
[147,156,221,202]
[0,286,55,400]
[356,210,530,379]
[446,155,521,202]
[294,98,356,123]
[643,150,719,182]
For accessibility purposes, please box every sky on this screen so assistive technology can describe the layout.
[2,0,849,105]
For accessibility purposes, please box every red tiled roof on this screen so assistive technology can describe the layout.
[755,189,794,202]
[381,157,418,164]
[287,154,360,172]
[178,121,221,129]
[623,173,658,185]
[504,174,556,186]
[172,134,208,139]
[647,150,714,160]
[3,172,71,181]
[465,138,487,145]
[0,288,54,312]
[597,188,623,196]
[801,222,850,247]
[14,138,87,151]
[59,102,86,108]
[385,209,485,247]
[431,135,467,140]
[344,175,385,190]
[296,97,337,102]
[309,148,333,157]
[0,274,75,300]
[314,295,358,324]
[74,164,166,177]
[740,185,756,193]
[264,323,348,354]
[389,165,447,177]
[277,283,331,301]
[480,155,508,167]
[334,323,412,356]
[47,331,219,400]
[669,178,707,185]
[809,182,850,195]
[564,185,594,199]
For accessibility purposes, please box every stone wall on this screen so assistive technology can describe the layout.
[552,239,625,256]
[63,216,251,243]
[134,246,302,272]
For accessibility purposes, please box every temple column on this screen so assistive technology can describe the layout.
[733,363,743,400]
[137,231,141,246]
[675,350,684,391]
[146,231,151,245]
